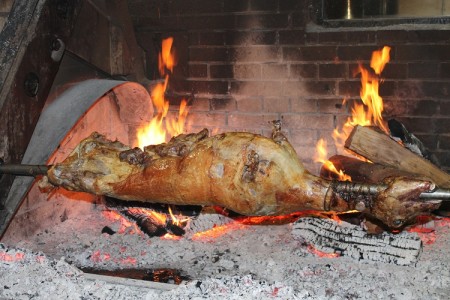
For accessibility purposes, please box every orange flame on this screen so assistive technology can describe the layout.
[315,46,391,177]
[137,37,189,149]
[168,206,190,227]
[333,46,391,149]
[314,139,351,181]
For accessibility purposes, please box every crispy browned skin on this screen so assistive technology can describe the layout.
[47,130,441,229]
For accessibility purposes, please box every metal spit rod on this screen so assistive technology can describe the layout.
[0,164,449,200]
[333,181,450,201]
[0,164,50,177]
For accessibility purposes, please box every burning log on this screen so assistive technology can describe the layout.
[292,217,422,265]
[320,155,420,183]
[44,129,442,230]
[345,125,450,188]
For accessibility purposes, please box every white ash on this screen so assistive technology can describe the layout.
[292,217,422,265]
[2,206,450,299]
[0,244,150,299]
[184,213,234,237]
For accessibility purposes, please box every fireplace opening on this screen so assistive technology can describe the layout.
[1,0,450,298]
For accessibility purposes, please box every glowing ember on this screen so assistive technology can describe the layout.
[161,233,182,241]
[90,250,111,263]
[408,217,450,245]
[192,222,247,241]
[102,210,140,234]
[314,139,351,181]
[0,251,25,262]
[307,245,340,258]
[137,37,189,149]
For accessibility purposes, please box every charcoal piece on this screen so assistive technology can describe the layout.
[166,222,185,236]
[292,217,422,266]
[80,267,189,285]
[144,268,189,285]
[101,226,116,235]
[121,209,168,237]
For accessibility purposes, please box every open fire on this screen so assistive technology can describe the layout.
[316,46,391,181]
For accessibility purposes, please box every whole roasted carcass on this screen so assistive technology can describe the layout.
[46,128,441,229]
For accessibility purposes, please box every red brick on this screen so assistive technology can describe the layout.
[441,101,450,115]
[231,46,281,62]
[383,99,408,116]
[289,129,317,146]
[284,46,337,61]
[250,0,279,11]
[224,0,249,12]
[180,15,236,30]
[210,64,234,78]
[236,13,289,29]
[189,98,210,111]
[283,114,334,130]
[231,81,282,97]
[396,45,450,62]
[395,81,425,99]
[434,151,450,168]
[164,0,223,15]
[439,63,450,78]
[279,30,306,45]
[421,81,450,98]
[279,0,304,11]
[234,64,262,79]
[228,113,278,130]
[407,30,450,43]
[210,98,237,111]
[338,81,361,97]
[317,32,347,44]
[291,12,306,28]
[376,30,410,44]
[345,31,376,44]
[225,31,276,46]
[188,64,207,78]
[435,118,450,134]
[188,112,227,128]
[337,46,380,61]
[263,97,290,112]
[381,63,407,79]
[262,64,288,79]
[236,97,263,112]
[282,81,336,97]
[189,47,229,62]
[198,32,226,46]
[290,64,317,79]
[438,134,450,150]
[319,63,347,78]
[406,100,439,117]
[394,117,436,134]
[290,98,318,113]
[317,98,347,114]
[189,80,229,94]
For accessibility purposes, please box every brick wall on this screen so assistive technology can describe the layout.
[127,0,450,173]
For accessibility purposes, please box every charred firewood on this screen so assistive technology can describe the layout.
[292,217,422,265]
[103,196,189,237]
